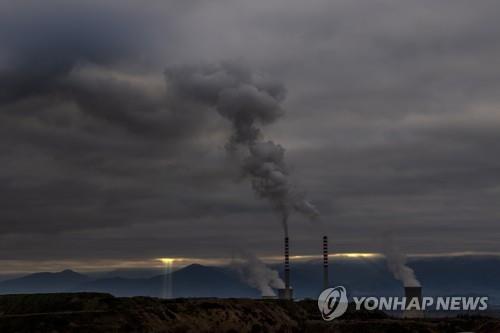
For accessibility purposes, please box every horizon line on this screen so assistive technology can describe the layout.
[2,251,500,275]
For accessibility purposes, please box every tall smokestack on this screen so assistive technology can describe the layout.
[323,235,329,290]
[278,236,293,299]
[284,236,290,289]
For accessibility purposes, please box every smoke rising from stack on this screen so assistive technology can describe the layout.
[231,252,285,296]
[384,238,420,287]
[165,63,319,236]
[386,251,420,287]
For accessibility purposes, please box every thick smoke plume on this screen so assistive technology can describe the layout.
[384,238,420,287]
[231,252,285,296]
[165,63,319,235]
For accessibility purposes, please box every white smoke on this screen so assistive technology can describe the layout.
[165,63,319,235]
[231,252,285,296]
[384,237,420,287]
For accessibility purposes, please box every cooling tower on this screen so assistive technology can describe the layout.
[404,286,423,318]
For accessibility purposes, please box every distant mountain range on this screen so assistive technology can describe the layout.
[1,256,499,303]
[0,269,90,294]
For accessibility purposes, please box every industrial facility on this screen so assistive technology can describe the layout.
[404,286,424,318]
[277,235,329,300]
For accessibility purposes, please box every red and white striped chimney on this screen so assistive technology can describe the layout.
[323,235,329,290]
[284,236,290,290]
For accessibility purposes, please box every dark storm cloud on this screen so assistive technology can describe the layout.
[0,1,226,238]
[0,1,145,103]
[1,0,500,270]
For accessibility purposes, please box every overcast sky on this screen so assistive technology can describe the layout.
[1,0,499,272]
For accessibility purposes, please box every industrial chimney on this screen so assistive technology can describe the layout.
[278,236,293,299]
[284,236,290,289]
[323,235,329,290]
[404,286,423,318]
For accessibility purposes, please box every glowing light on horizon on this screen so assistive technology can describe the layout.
[289,255,316,260]
[333,253,382,258]
[263,252,382,262]
[158,258,175,299]
[159,258,175,265]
